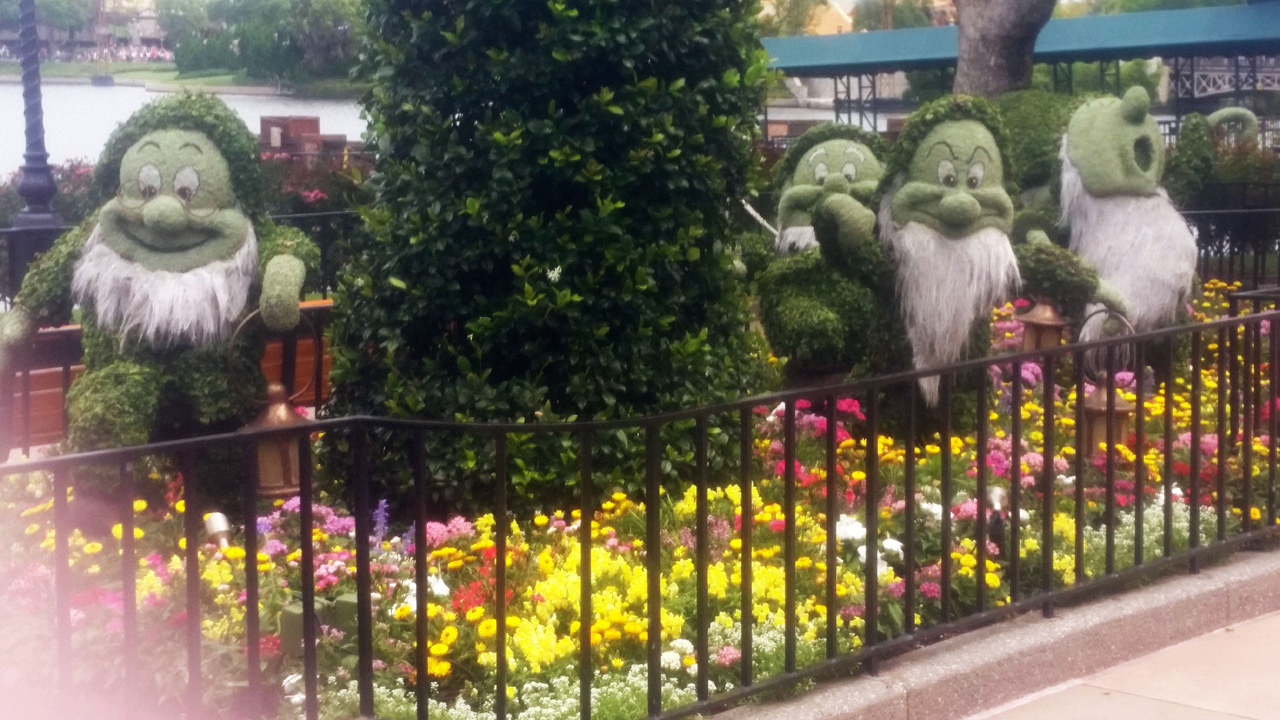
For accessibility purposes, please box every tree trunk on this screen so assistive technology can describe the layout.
[952,0,1056,98]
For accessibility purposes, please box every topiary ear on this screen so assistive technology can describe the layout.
[1121,86,1150,125]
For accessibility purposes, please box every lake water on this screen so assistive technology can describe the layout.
[0,83,367,177]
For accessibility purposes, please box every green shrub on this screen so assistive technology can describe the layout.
[325,0,776,514]
[993,90,1081,192]
[1164,113,1214,208]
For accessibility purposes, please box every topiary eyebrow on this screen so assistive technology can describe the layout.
[179,143,204,154]
[967,146,992,164]
[925,140,957,159]
[137,141,161,152]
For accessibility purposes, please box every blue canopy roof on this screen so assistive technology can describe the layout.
[762,3,1280,77]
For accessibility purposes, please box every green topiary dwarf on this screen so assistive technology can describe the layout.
[759,124,902,379]
[0,92,318,501]
[1059,88,1257,346]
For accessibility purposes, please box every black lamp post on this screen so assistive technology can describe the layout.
[9,0,62,292]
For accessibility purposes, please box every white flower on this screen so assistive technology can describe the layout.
[669,638,694,655]
[919,502,944,521]
[427,573,449,597]
[881,538,904,559]
[1019,509,1031,524]
[1172,485,1184,499]
[546,266,562,282]
[660,651,682,671]
[1057,474,1075,488]
[836,514,866,542]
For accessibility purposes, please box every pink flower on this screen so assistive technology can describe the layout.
[836,397,863,418]
[920,581,941,599]
[769,518,787,533]
[716,645,742,666]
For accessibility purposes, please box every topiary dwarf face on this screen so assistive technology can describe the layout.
[889,119,1014,238]
[788,138,883,205]
[774,125,886,254]
[97,129,251,273]
[1064,86,1163,197]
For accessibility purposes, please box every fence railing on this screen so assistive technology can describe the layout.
[3,309,1279,719]
[0,301,333,459]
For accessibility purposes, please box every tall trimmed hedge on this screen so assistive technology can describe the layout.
[325,0,774,512]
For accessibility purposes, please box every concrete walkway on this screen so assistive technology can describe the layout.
[966,610,1280,720]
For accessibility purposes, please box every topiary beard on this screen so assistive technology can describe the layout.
[71,223,258,348]
[1060,141,1197,343]
[881,189,1020,405]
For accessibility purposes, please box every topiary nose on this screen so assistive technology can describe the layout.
[936,192,981,231]
[821,173,850,196]
[141,195,187,236]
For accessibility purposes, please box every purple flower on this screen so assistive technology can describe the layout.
[373,499,389,541]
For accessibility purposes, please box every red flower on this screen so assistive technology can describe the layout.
[258,634,282,660]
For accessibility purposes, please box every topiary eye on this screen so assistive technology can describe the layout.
[174,165,200,202]
[966,162,985,189]
[137,164,161,199]
[841,162,857,182]
[814,162,829,182]
[937,160,957,188]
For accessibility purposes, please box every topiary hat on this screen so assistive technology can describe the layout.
[89,91,268,220]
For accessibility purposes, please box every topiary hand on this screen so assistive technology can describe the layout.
[812,191,875,259]
[259,254,306,331]
[0,306,34,377]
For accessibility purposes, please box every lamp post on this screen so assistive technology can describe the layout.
[9,0,62,290]
[1016,300,1068,352]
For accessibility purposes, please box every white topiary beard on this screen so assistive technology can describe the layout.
[880,191,1020,405]
[72,223,258,348]
[1060,138,1197,343]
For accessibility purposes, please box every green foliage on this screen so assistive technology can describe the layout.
[1013,240,1099,323]
[89,91,268,221]
[1164,113,1215,207]
[736,230,775,283]
[993,90,1081,191]
[758,250,903,372]
[903,68,955,104]
[879,95,1013,196]
[757,0,823,36]
[172,0,361,81]
[1029,60,1161,99]
[327,0,776,513]
[854,0,933,31]
[0,0,92,33]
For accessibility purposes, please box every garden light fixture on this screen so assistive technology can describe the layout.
[1082,381,1135,456]
[243,381,310,498]
[1016,301,1069,351]
[204,512,232,548]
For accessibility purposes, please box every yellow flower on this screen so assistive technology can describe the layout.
[439,625,458,645]
[83,541,103,555]
[427,658,451,677]
[223,547,246,561]
[429,643,449,656]
[174,500,186,514]
[533,515,549,527]
[1251,507,1262,521]
[985,572,1001,589]
[394,604,413,621]
[478,618,498,639]
[466,606,486,623]
[24,523,40,535]
[133,499,148,513]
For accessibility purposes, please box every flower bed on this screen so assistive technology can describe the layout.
[1,280,1273,720]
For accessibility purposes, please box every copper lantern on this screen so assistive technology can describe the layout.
[243,381,311,498]
[1016,301,1069,352]
[1082,384,1135,456]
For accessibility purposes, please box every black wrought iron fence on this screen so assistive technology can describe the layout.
[3,310,1279,720]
